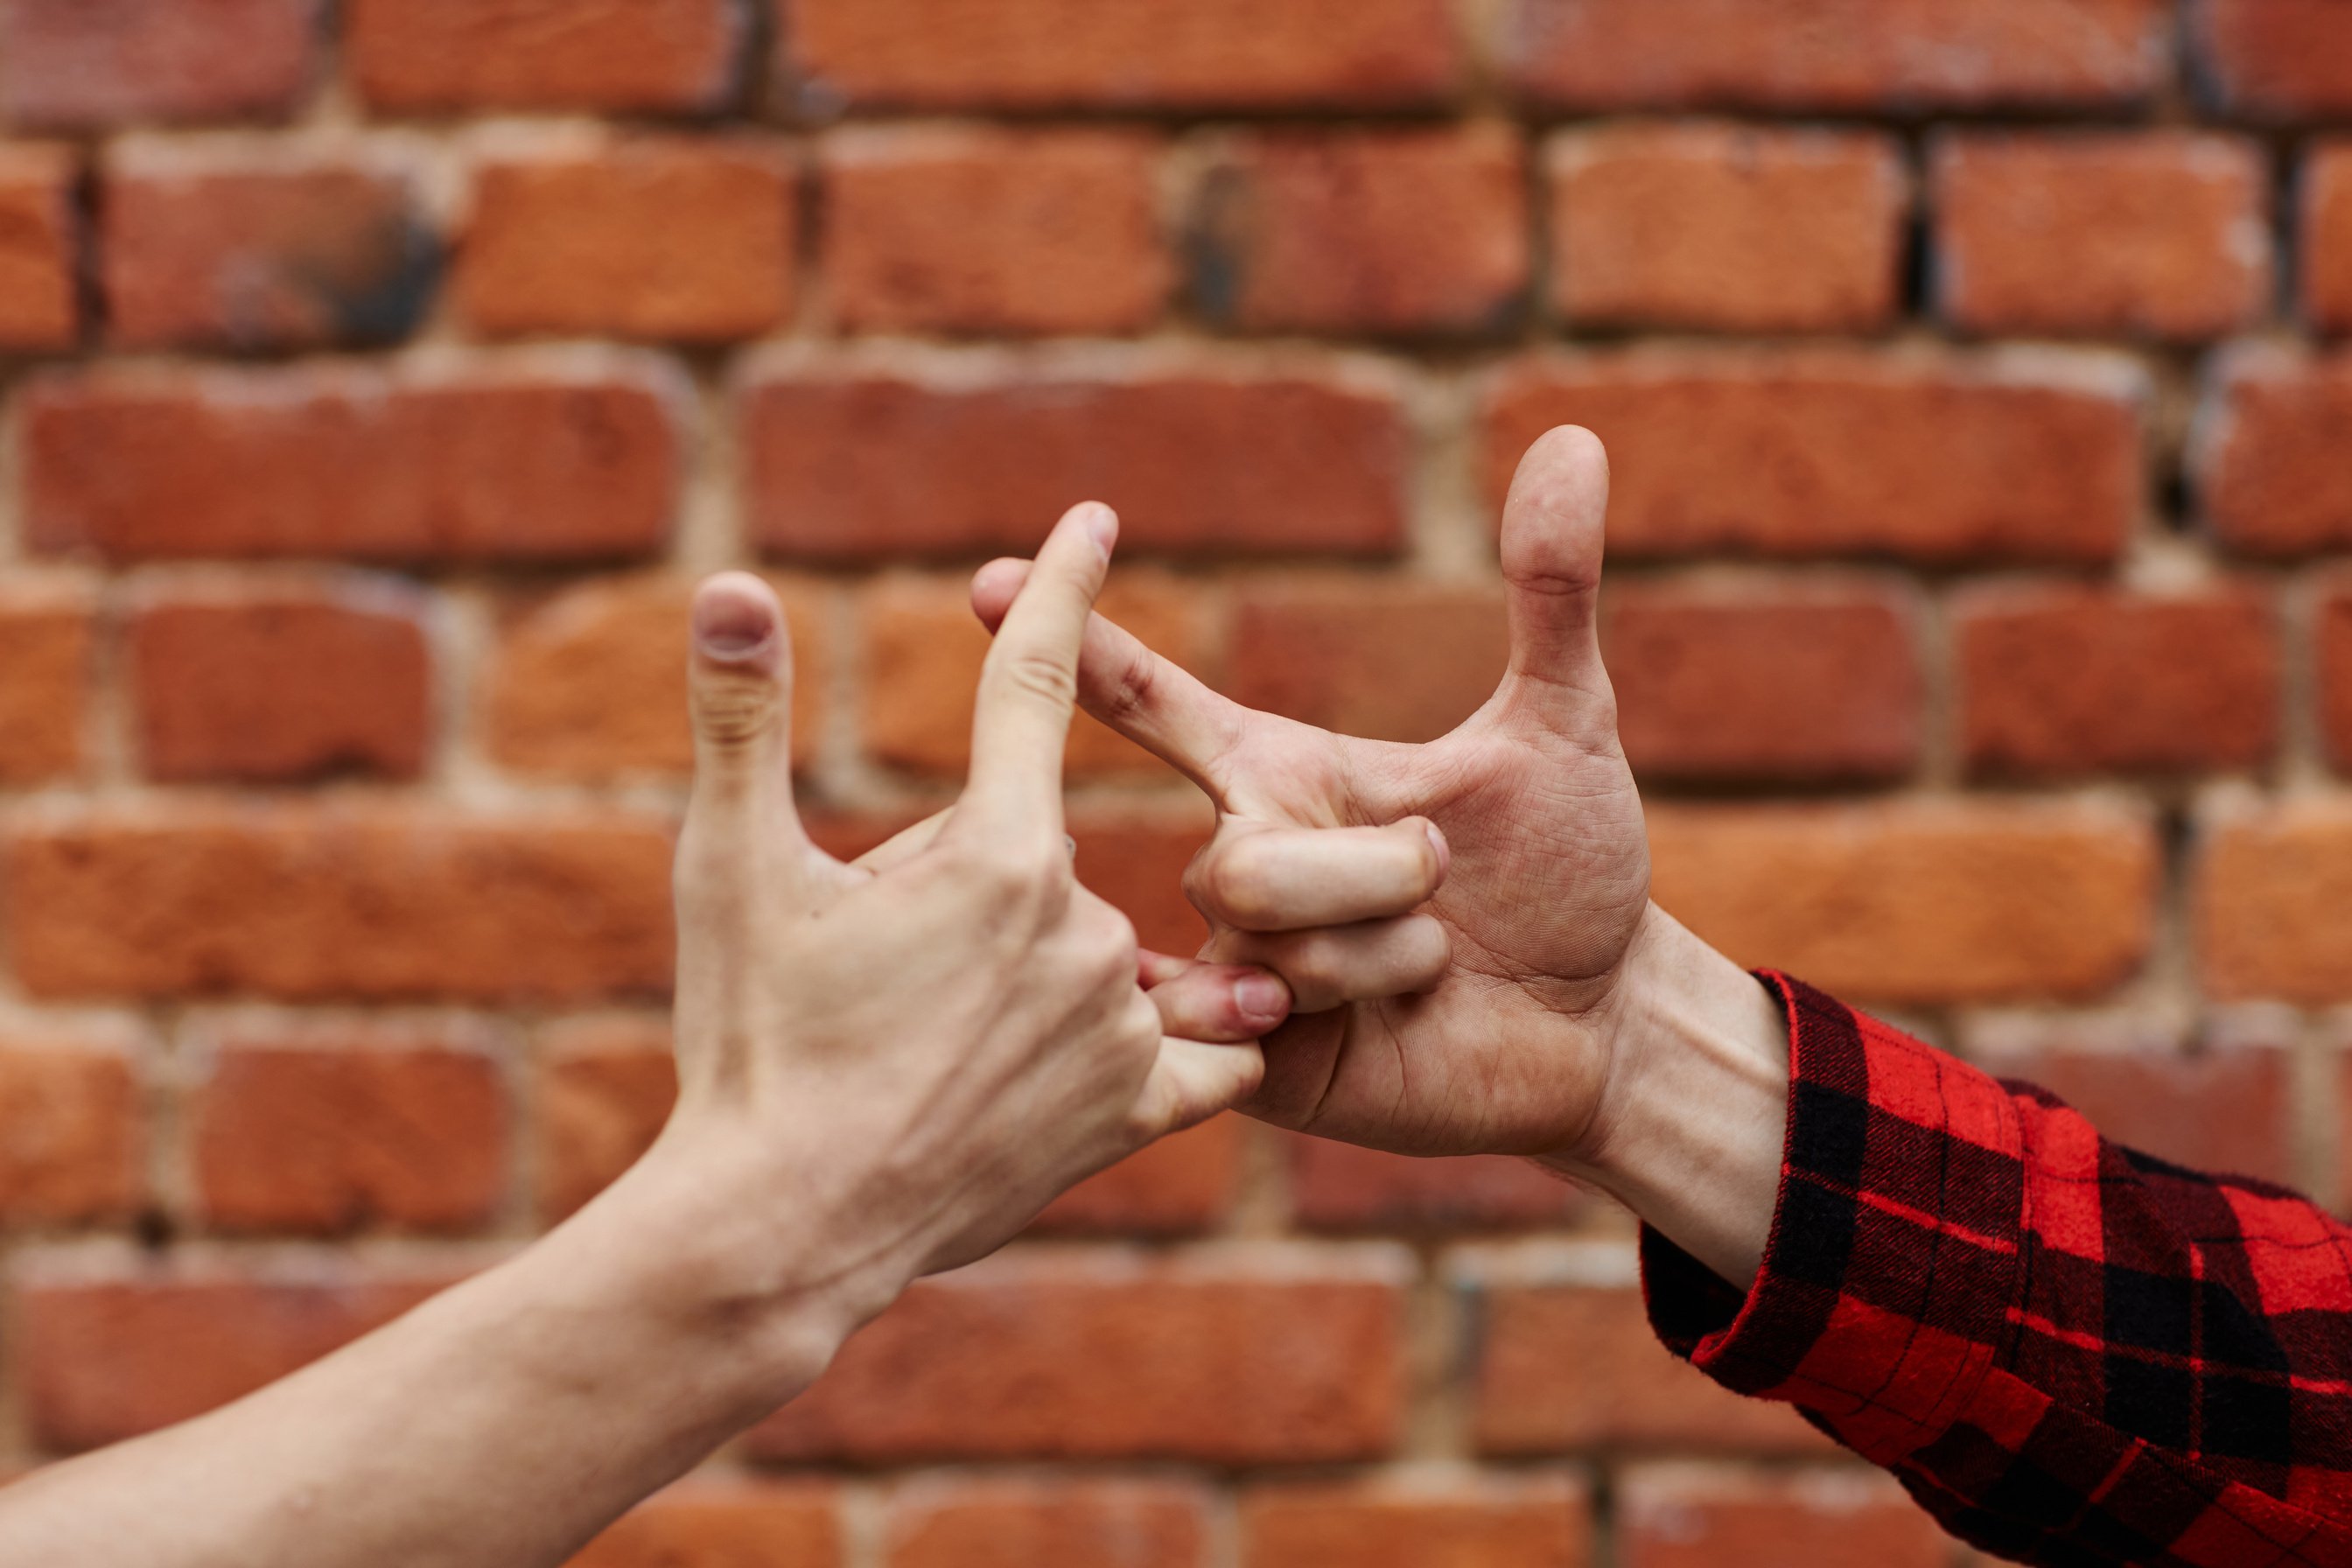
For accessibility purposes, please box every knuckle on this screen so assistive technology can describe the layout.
[989,641,1079,711]
[692,671,779,751]
[1200,841,1278,926]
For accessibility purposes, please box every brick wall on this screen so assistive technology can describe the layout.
[0,1,2348,1563]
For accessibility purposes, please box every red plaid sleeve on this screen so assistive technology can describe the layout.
[1642,971,2352,1568]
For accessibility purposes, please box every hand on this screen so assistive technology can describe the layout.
[973,429,1662,1164]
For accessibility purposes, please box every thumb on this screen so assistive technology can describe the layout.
[685,572,807,850]
[1500,425,1612,699]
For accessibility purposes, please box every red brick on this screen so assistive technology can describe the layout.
[2195,0,2352,121]
[863,572,1211,781]
[2315,578,2352,774]
[2199,802,2352,1003]
[885,1477,1205,1568]
[1069,811,1216,957]
[1605,578,1922,785]
[102,145,432,351]
[0,1037,143,1225]
[1032,1116,1242,1236]
[7,808,675,1003]
[1228,579,1505,745]
[1289,1138,1585,1232]
[784,0,1463,113]
[25,360,682,564]
[534,1018,673,1223]
[192,1037,508,1235]
[746,363,1406,562]
[482,574,826,780]
[462,139,794,343]
[0,0,318,130]
[1242,1474,1591,1568]
[1458,1248,1830,1453]
[1495,0,2170,111]
[570,1480,841,1568]
[1649,801,2157,1004]
[746,1245,1407,1462]
[1956,582,2278,779]
[1932,132,2271,342]
[2303,144,2352,333]
[0,144,78,348]
[0,578,94,783]
[2198,347,2352,556]
[349,0,741,113]
[1194,126,1528,336]
[1550,124,1905,334]
[1483,351,2146,564]
[824,127,1166,337]
[18,1261,451,1450]
[1969,1034,2294,1185]
[130,582,433,782]
[1615,1465,1949,1568]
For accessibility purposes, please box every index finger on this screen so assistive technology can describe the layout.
[956,500,1118,836]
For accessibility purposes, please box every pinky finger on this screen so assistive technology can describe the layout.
[1146,957,1292,1043]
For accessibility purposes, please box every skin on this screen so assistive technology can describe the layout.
[974,428,1792,1288]
[0,503,1298,1568]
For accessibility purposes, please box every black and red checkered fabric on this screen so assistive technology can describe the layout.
[1644,971,2352,1566]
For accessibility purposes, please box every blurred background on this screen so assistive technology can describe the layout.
[0,0,2344,1563]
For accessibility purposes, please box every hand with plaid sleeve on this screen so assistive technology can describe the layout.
[976,428,2352,1566]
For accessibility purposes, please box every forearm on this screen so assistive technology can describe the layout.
[0,1148,880,1568]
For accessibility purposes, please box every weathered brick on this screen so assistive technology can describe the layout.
[1288,1138,1585,1232]
[1550,124,1905,334]
[8,808,675,1003]
[192,1036,508,1234]
[571,1480,841,1568]
[1495,0,2170,111]
[784,0,1463,113]
[885,1477,1205,1568]
[0,0,319,130]
[861,572,1212,781]
[534,1018,674,1223]
[1483,351,2146,564]
[1956,582,2278,779]
[462,138,794,343]
[1069,811,1215,958]
[2199,802,2352,1003]
[1228,579,1505,745]
[0,144,78,348]
[1241,1474,1591,1568]
[1457,1246,1830,1454]
[481,574,826,780]
[1194,126,1529,336]
[18,1260,451,1450]
[1931,132,2271,342]
[25,360,682,564]
[1033,1117,1243,1236]
[0,578,94,783]
[2197,347,2352,556]
[1649,801,2158,1004]
[824,127,1166,337]
[746,1245,1407,1462]
[1968,1032,2295,1185]
[102,143,434,351]
[2314,577,2352,775]
[2302,144,2352,333]
[1615,1464,1950,1568]
[2194,0,2352,121]
[130,581,434,782]
[0,1036,144,1225]
[1605,578,1922,785]
[348,0,741,113]
[746,362,1406,562]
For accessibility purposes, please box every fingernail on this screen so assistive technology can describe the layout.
[1078,502,1118,564]
[1234,972,1291,1025]
[1421,819,1452,883]
[694,590,774,663]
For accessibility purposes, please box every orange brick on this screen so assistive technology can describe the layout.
[570,1480,841,1568]
[885,1477,1205,1568]
[1615,1465,1949,1568]
[2301,144,2352,332]
[784,0,1462,113]
[8,808,675,1003]
[1970,1033,2295,1186]
[481,574,826,780]
[824,127,1166,337]
[1605,578,1922,785]
[2198,346,2352,556]
[1649,801,2157,1004]
[192,1037,508,1235]
[348,0,741,113]
[1288,1138,1586,1232]
[130,583,433,782]
[1228,579,1505,745]
[2199,802,2352,1003]
[1932,132,2270,341]
[0,144,77,348]
[0,1037,144,1225]
[1483,350,2145,565]
[26,360,682,565]
[747,1245,1407,1463]
[0,0,318,129]
[746,364,1406,562]
[1956,582,2278,778]
[461,139,795,343]
[1194,126,1529,335]
[534,1018,674,1223]
[1032,1116,1243,1236]
[1550,124,1905,333]
[1242,1474,1591,1568]
[2196,0,2352,120]
[0,578,94,784]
